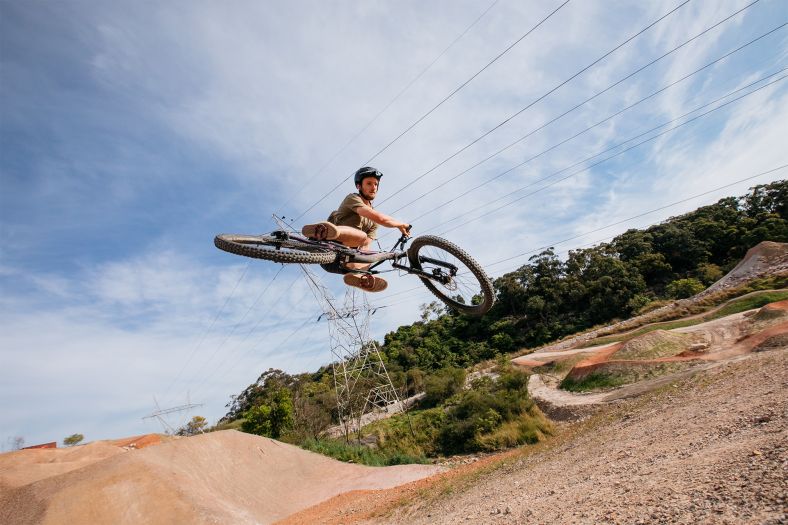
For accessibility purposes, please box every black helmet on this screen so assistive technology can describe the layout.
[354,166,383,186]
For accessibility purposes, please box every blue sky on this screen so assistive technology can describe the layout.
[1,0,787,447]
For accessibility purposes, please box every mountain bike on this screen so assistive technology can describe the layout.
[214,226,495,316]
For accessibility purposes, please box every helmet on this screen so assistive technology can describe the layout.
[354,166,383,186]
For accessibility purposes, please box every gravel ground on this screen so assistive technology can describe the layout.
[367,348,787,524]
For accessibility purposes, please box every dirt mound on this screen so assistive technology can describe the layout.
[614,330,699,360]
[0,430,442,525]
[754,333,788,351]
[110,433,169,449]
[565,359,692,385]
[705,241,788,294]
[753,299,788,321]
[0,434,171,491]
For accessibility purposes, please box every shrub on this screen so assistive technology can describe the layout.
[666,278,705,299]
[63,434,84,447]
[300,438,427,466]
[423,367,466,407]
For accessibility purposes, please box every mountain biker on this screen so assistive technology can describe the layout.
[302,166,410,292]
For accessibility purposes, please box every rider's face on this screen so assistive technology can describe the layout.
[357,177,379,201]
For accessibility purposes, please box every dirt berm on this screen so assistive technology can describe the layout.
[0,430,443,524]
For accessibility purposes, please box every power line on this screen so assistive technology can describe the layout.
[432,73,787,237]
[374,0,699,209]
[386,20,784,219]
[276,0,501,216]
[187,269,306,398]
[161,261,250,402]
[480,165,788,272]
[293,0,574,222]
[168,264,286,404]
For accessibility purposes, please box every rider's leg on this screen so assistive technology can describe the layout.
[341,233,388,292]
[334,226,369,249]
[302,222,368,248]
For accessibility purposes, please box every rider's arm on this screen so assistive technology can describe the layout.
[356,205,410,236]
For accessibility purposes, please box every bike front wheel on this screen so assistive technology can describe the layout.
[214,233,337,264]
[407,235,495,316]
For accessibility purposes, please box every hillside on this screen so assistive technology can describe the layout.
[282,344,786,524]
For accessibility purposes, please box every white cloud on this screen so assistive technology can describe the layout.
[2,0,786,446]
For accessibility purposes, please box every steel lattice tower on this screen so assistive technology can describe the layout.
[273,216,403,440]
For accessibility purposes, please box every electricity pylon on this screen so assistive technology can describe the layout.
[143,395,202,434]
[274,216,403,440]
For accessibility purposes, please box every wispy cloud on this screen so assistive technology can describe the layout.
[2,0,786,445]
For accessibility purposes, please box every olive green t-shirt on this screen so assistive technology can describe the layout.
[327,193,378,239]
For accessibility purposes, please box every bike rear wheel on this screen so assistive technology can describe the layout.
[407,235,495,316]
[214,233,337,264]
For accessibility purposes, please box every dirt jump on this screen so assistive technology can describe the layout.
[2,242,785,524]
[0,431,443,524]
[516,300,787,420]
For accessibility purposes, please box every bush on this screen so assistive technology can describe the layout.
[300,437,428,466]
[666,278,705,299]
[438,369,551,454]
[423,367,466,407]
[63,434,84,447]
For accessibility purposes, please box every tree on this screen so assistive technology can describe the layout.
[4,436,25,451]
[666,278,705,299]
[241,388,294,439]
[63,433,84,447]
[177,416,208,436]
[419,301,444,322]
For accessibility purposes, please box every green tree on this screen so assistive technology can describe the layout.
[177,416,207,436]
[241,388,294,439]
[63,434,84,447]
[666,278,705,299]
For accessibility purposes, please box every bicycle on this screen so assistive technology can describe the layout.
[214,226,495,316]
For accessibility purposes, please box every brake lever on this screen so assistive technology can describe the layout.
[392,224,413,251]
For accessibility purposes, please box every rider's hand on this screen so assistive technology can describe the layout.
[397,223,411,237]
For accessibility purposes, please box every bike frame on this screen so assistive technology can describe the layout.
[272,230,458,285]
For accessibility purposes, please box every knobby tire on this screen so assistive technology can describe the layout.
[407,235,495,316]
[214,234,336,265]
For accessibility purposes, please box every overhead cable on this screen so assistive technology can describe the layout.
[481,164,788,272]
[173,265,288,403]
[161,261,251,402]
[293,0,574,222]
[375,0,701,208]
[433,73,787,236]
[387,20,783,218]
[276,0,501,215]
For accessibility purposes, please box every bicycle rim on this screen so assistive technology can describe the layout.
[407,235,495,316]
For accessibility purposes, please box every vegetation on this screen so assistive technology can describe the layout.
[560,362,690,392]
[218,181,787,462]
[710,290,788,319]
[300,438,429,466]
[177,416,208,436]
[63,433,84,447]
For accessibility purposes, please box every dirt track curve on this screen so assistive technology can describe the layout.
[282,347,787,524]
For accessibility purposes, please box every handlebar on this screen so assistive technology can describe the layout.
[391,224,412,251]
